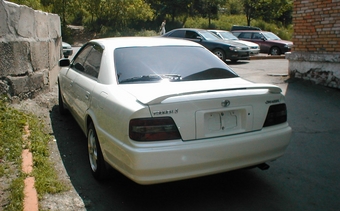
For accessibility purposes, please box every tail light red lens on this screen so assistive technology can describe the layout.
[263,103,287,127]
[129,117,181,141]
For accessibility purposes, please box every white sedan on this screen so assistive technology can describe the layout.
[209,29,261,55]
[58,37,291,185]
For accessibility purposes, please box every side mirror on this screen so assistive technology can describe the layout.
[59,58,70,67]
[196,36,203,41]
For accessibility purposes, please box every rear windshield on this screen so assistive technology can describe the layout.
[114,46,238,84]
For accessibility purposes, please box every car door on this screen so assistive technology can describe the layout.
[251,32,271,53]
[70,44,103,130]
[61,45,93,114]
[184,30,215,50]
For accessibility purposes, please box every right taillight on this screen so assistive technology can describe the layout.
[129,117,181,141]
[263,103,287,127]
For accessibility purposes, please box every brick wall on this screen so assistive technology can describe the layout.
[287,0,340,88]
[293,0,340,53]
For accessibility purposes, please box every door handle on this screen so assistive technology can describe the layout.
[85,91,90,100]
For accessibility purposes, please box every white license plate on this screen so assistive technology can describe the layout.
[196,107,253,139]
[205,111,237,132]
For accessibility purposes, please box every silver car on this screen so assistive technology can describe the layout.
[209,29,260,55]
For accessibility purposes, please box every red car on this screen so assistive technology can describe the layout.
[231,30,293,55]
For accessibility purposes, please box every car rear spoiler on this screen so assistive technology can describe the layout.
[143,84,282,105]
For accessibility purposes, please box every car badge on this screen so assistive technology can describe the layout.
[221,100,230,107]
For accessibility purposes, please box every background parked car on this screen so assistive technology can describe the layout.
[162,28,250,62]
[209,29,260,55]
[231,30,293,55]
[62,42,73,58]
[58,37,291,185]
[231,25,261,31]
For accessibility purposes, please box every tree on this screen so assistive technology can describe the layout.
[193,0,227,27]
[243,0,293,26]
[243,0,261,26]
[82,0,154,32]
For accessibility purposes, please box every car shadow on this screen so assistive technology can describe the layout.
[225,60,250,65]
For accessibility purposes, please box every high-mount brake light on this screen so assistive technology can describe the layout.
[129,117,181,141]
[263,103,287,127]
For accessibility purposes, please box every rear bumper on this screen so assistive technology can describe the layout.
[104,123,292,185]
[250,49,260,55]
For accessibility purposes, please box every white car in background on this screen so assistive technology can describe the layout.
[209,29,260,55]
[58,37,291,185]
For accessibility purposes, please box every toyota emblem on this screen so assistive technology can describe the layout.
[221,100,230,107]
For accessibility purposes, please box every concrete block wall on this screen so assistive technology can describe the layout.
[0,0,61,100]
[286,0,340,89]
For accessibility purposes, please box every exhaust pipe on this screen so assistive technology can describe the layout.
[257,163,270,170]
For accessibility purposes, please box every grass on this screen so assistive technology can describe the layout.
[0,96,68,210]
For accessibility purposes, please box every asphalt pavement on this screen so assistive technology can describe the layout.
[52,55,340,210]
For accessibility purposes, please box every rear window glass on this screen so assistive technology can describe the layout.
[114,46,238,84]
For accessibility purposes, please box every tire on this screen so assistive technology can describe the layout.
[212,49,226,61]
[88,122,107,180]
[270,47,281,55]
[58,83,67,115]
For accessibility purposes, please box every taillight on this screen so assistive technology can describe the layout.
[263,103,287,127]
[129,117,181,141]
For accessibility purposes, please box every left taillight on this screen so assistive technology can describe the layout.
[129,117,181,141]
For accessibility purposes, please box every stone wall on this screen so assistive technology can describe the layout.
[287,0,340,89]
[0,0,61,100]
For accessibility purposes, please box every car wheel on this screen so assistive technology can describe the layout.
[88,122,107,180]
[270,47,281,55]
[213,49,226,61]
[58,83,67,115]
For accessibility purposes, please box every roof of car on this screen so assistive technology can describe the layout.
[208,29,232,33]
[168,28,212,33]
[88,36,202,49]
[231,30,268,33]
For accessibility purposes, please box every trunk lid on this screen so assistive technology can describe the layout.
[121,78,284,141]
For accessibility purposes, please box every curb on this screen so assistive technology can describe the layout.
[22,124,38,211]
[250,54,286,60]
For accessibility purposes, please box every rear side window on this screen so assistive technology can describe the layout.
[71,43,103,79]
[238,32,252,39]
[252,33,263,39]
[166,30,184,38]
[185,31,199,39]
[114,46,238,84]
[83,45,103,78]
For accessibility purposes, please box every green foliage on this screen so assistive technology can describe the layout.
[81,0,155,33]
[4,176,25,211]
[221,0,244,15]
[0,98,26,164]
[8,0,44,10]
[242,0,293,26]
[7,0,293,40]
[178,14,292,40]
